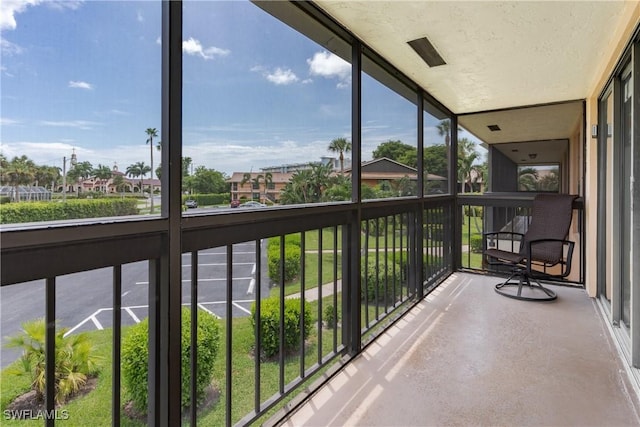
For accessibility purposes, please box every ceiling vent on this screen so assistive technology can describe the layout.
[408,37,446,67]
[487,124,501,131]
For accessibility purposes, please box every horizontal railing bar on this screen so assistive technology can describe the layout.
[1,233,163,286]
[458,193,584,209]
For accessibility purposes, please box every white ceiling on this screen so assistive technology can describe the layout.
[314,1,634,114]
[313,1,635,163]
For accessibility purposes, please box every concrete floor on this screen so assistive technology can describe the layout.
[280,273,640,427]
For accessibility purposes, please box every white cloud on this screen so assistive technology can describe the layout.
[266,68,298,85]
[156,36,161,45]
[68,80,94,90]
[0,0,81,31]
[0,117,21,126]
[182,37,229,60]
[40,120,101,130]
[1,37,23,55]
[251,66,299,86]
[0,0,39,31]
[307,51,351,88]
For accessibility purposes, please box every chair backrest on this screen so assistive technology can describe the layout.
[522,194,577,264]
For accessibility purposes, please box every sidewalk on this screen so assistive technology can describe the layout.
[285,280,342,302]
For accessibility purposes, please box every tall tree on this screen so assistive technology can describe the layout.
[66,161,93,197]
[328,137,351,174]
[372,140,414,163]
[126,161,151,194]
[262,172,273,203]
[92,164,112,193]
[457,138,479,194]
[145,128,159,214]
[5,155,36,201]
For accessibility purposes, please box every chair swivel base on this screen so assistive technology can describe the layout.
[494,272,557,302]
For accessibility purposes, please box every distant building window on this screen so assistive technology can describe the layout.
[252,192,260,200]
[267,183,275,190]
[252,182,260,190]
[232,183,237,191]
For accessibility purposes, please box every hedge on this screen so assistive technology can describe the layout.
[267,235,302,283]
[361,257,402,302]
[0,199,139,224]
[250,296,312,358]
[121,308,220,413]
[182,193,231,206]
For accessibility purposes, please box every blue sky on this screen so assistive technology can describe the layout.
[1,0,480,177]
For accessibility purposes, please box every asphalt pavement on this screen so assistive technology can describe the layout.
[0,241,270,368]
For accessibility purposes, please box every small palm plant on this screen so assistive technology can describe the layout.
[6,318,100,404]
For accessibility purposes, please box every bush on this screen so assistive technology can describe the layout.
[121,308,220,413]
[267,236,301,283]
[360,257,402,302]
[0,196,11,204]
[469,235,484,253]
[323,304,339,329]
[0,199,138,224]
[6,318,100,404]
[182,193,230,206]
[250,297,312,358]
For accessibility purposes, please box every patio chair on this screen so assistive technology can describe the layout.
[483,193,578,301]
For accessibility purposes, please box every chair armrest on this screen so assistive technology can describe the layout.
[526,239,575,278]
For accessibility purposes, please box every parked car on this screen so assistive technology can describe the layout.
[239,201,266,208]
[230,200,241,208]
[185,199,198,208]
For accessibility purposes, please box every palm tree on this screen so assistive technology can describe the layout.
[145,128,159,214]
[457,138,479,194]
[5,155,36,201]
[262,172,273,203]
[112,174,126,198]
[126,162,151,194]
[436,120,451,148]
[518,167,539,191]
[328,137,352,174]
[92,164,112,193]
[66,161,93,198]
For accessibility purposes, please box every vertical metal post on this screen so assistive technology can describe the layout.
[347,39,362,356]
[317,229,323,364]
[451,116,462,271]
[226,246,233,427]
[113,266,122,427]
[255,240,262,413]
[190,252,198,427]
[45,277,55,427]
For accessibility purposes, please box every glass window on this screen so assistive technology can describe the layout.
[517,165,560,192]
[0,1,161,223]
[423,103,451,195]
[361,57,418,200]
[183,1,351,209]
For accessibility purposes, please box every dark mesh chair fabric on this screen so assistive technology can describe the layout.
[484,193,578,301]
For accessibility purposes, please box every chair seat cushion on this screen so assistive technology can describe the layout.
[485,248,524,264]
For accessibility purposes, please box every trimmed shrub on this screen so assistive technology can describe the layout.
[182,193,230,206]
[121,308,220,413]
[0,196,11,204]
[469,235,484,253]
[360,257,402,302]
[323,304,339,329]
[250,296,312,359]
[267,235,302,283]
[0,199,138,224]
[5,318,100,405]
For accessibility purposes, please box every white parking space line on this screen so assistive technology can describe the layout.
[65,299,258,336]
[196,251,255,256]
[124,307,141,323]
[232,302,251,314]
[196,303,220,318]
[135,277,252,285]
[183,263,255,267]
[90,315,103,330]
